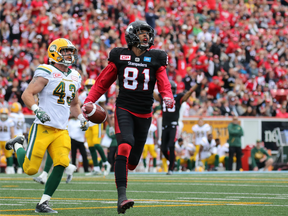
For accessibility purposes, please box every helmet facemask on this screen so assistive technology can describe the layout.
[134,27,154,51]
[50,46,77,67]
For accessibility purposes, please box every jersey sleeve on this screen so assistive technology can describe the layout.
[34,65,52,80]
[159,50,168,66]
[108,48,120,64]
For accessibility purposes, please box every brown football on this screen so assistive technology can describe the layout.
[84,103,107,124]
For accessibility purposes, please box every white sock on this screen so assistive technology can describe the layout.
[39,194,51,204]
[39,171,48,179]
[14,143,23,152]
[103,161,109,165]
[93,166,100,172]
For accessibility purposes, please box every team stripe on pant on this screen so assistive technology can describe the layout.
[26,124,37,160]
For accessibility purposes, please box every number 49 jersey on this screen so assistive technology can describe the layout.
[33,64,82,129]
[109,48,167,114]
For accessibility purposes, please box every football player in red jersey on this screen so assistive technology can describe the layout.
[82,21,173,214]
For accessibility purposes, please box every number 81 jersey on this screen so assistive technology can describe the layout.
[109,48,168,114]
[34,64,82,129]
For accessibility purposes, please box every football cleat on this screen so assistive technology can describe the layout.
[103,162,111,176]
[85,170,102,176]
[35,201,58,213]
[117,200,134,214]
[5,135,25,152]
[166,170,173,175]
[33,176,47,185]
[65,164,77,183]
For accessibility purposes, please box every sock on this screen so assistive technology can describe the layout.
[16,148,26,168]
[191,160,195,170]
[115,155,128,188]
[205,161,208,170]
[43,165,65,197]
[39,171,48,179]
[44,153,53,173]
[93,166,100,172]
[153,158,157,167]
[162,158,168,172]
[176,159,180,171]
[99,160,103,169]
[39,194,51,205]
[95,144,107,162]
[214,155,219,168]
[89,147,99,166]
[6,157,13,166]
[14,143,23,152]
[225,157,229,170]
[168,147,175,171]
[117,186,127,204]
[142,158,146,168]
[187,159,192,170]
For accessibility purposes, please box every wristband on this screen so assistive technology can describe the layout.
[78,113,84,120]
[31,104,39,112]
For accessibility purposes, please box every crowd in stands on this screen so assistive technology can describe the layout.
[1,0,288,117]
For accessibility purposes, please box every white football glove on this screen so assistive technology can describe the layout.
[78,114,89,131]
[196,72,204,84]
[109,126,115,136]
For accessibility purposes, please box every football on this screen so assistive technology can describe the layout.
[84,103,107,124]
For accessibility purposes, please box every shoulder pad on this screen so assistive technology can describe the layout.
[108,47,127,63]
[36,64,53,75]
[149,49,168,66]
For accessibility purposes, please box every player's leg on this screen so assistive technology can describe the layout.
[107,146,117,172]
[85,127,101,175]
[235,146,242,171]
[166,126,177,174]
[161,127,170,160]
[78,142,89,173]
[36,129,71,213]
[1,141,14,174]
[148,145,157,172]
[228,146,236,171]
[71,138,77,167]
[114,108,135,213]
[33,151,53,184]
[142,144,148,171]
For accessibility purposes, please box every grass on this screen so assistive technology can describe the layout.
[1,171,288,215]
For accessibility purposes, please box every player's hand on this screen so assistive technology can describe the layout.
[109,126,115,136]
[34,108,51,123]
[81,102,93,119]
[78,114,89,131]
[163,97,175,108]
[196,72,204,84]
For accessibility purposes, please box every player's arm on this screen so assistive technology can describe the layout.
[71,93,88,131]
[10,125,14,139]
[21,76,51,123]
[153,92,161,102]
[181,73,204,103]
[21,76,48,109]
[84,62,118,104]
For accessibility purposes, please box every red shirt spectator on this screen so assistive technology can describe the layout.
[175,75,185,94]
[14,52,29,80]
[31,0,43,17]
[176,52,187,78]
[207,76,222,98]
[276,106,288,118]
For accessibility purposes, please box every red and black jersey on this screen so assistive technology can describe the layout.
[159,93,184,126]
[85,47,173,115]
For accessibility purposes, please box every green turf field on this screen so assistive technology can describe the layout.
[1,171,288,216]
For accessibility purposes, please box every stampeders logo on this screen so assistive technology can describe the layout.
[120,55,131,60]
[53,73,62,78]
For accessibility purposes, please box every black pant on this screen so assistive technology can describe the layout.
[71,138,89,173]
[161,125,177,171]
[228,146,242,171]
[108,146,118,172]
[115,107,151,166]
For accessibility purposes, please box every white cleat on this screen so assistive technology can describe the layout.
[17,167,23,174]
[103,162,111,176]
[66,164,77,183]
[33,176,47,185]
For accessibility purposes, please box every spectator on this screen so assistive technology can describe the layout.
[251,140,273,171]
[276,104,288,118]
[5,79,22,105]
[0,94,9,108]
[227,116,244,171]
[145,7,159,29]
[207,76,222,100]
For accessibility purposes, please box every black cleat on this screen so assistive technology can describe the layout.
[5,135,25,152]
[117,200,134,214]
[35,200,58,213]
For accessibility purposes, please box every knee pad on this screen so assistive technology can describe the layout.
[118,143,132,158]
[53,155,70,168]
[128,164,137,170]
